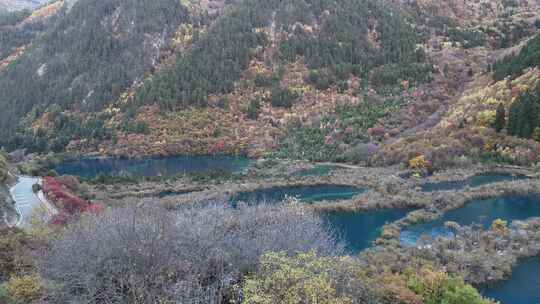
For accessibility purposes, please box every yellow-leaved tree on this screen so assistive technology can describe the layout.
[241,251,370,304]
[5,274,43,304]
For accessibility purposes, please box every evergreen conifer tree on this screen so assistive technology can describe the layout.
[493,103,506,132]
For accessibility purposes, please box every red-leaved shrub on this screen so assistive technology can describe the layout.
[43,177,103,225]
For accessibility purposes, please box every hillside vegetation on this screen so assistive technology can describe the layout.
[135,0,428,109]
[0,0,188,151]
[494,34,540,80]
[508,80,540,139]
[0,0,431,156]
[0,0,538,170]
[0,203,493,304]
[2,2,539,303]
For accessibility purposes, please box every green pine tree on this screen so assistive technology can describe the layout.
[493,103,506,132]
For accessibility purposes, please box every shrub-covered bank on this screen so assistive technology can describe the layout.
[5,156,539,302]
[0,202,493,304]
[365,216,540,287]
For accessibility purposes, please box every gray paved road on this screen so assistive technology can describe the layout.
[10,176,55,227]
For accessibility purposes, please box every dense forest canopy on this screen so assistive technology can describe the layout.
[492,34,540,141]
[0,0,188,151]
[493,34,540,81]
[0,0,429,153]
[0,9,37,61]
[0,0,538,160]
[134,0,274,108]
[508,83,540,140]
[135,0,428,109]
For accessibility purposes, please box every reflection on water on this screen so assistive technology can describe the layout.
[54,156,251,178]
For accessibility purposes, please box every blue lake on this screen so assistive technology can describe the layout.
[230,185,410,253]
[401,195,540,246]
[54,156,251,178]
[325,209,412,253]
[421,173,529,192]
[480,257,540,304]
[229,185,365,207]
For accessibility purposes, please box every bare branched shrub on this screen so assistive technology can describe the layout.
[39,204,339,303]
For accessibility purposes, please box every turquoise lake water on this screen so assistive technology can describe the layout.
[229,185,412,253]
[400,195,540,246]
[421,173,529,192]
[325,209,412,253]
[54,156,251,178]
[229,185,365,207]
[480,257,540,304]
[51,157,539,300]
[401,195,540,302]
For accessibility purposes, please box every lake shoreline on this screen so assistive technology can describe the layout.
[9,153,540,298]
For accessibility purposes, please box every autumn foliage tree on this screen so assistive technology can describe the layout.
[243,253,492,304]
[42,176,103,225]
[242,251,376,304]
[0,228,36,282]
[4,274,43,304]
[400,267,491,304]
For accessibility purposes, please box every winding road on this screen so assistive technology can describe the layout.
[9,176,56,227]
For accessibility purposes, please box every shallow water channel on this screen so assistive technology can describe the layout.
[400,195,540,245]
[229,184,365,207]
[400,195,540,303]
[421,173,529,192]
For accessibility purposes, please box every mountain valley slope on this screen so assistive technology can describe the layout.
[0,0,538,171]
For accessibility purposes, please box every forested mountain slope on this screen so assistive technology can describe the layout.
[135,0,425,109]
[0,0,426,154]
[0,0,538,169]
[378,31,540,169]
[0,0,188,151]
